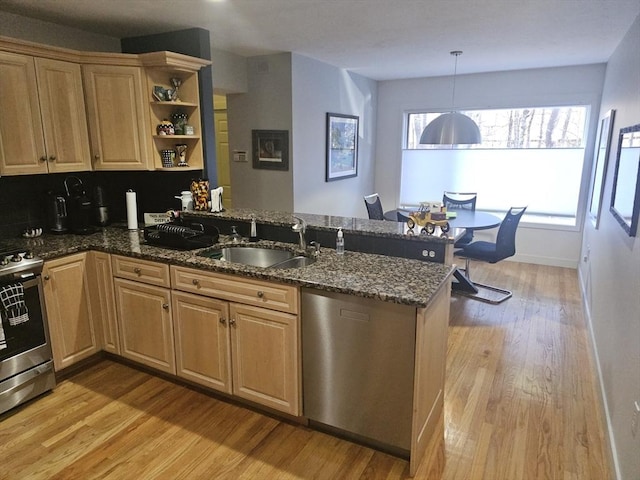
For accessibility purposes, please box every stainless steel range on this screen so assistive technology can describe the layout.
[0,248,55,415]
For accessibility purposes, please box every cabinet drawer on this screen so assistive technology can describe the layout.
[171,266,299,314]
[112,255,170,288]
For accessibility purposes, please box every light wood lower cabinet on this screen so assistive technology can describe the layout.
[230,303,299,415]
[171,266,301,416]
[113,277,175,374]
[172,291,232,394]
[43,253,100,370]
[87,252,119,354]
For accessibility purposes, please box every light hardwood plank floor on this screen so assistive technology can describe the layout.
[0,261,612,479]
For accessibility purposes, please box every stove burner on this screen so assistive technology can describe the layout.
[0,248,43,278]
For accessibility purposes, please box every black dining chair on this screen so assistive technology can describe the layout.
[397,211,410,223]
[453,206,527,304]
[443,191,477,247]
[364,193,385,220]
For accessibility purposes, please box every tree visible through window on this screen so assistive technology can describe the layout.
[402,105,590,227]
[407,106,587,149]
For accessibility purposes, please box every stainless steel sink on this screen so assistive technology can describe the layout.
[270,255,316,269]
[199,246,315,268]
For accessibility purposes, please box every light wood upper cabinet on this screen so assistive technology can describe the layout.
[34,58,92,173]
[0,52,91,175]
[146,67,204,170]
[43,253,100,371]
[83,64,152,171]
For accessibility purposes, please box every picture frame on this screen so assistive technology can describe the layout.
[610,123,640,237]
[326,113,359,181]
[588,109,615,228]
[252,130,289,170]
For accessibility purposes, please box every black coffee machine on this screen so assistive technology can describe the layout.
[64,176,95,235]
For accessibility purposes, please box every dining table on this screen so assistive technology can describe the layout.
[384,208,503,294]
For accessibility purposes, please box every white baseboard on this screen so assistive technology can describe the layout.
[577,268,621,480]
[507,253,578,269]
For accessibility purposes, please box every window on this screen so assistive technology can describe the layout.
[402,106,590,227]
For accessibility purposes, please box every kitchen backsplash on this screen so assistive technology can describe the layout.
[0,170,203,240]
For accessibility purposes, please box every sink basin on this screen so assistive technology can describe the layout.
[270,255,316,269]
[199,246,315,269]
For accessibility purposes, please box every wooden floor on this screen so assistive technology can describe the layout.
[0,262,612,480]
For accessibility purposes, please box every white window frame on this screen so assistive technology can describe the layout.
[401,105,593,232]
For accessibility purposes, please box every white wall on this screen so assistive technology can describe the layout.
[211,46,247,94]
[0,10,120,51]
[579,14,640,480]
[291,54,378,217]
[227,53,294,211]
[376,64,606,267]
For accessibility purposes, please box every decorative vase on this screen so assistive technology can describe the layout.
[171,112,188,135]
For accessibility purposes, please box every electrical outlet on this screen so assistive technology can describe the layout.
[632,400,640,438]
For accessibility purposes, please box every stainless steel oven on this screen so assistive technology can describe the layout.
[0,248,55,415]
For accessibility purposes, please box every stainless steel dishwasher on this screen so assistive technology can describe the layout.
[301,288,416,457]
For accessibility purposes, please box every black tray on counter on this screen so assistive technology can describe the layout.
[143,221,219,250]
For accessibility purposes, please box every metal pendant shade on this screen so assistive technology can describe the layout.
[420,51,481,145]
[419,112,481,144]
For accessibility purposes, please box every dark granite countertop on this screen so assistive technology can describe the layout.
[185,208,460,244]
[3,224,454,308]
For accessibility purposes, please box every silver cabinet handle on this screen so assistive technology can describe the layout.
[133,267,142,275]
[256,291,264,298]
[192,278,200,286]
[39,156,47,162]
[43,275,50,281]
[94,154,100,160]
[229,318,236,326]
[219,317,226,325]
[162,303,169,310]
[48,155,56,161]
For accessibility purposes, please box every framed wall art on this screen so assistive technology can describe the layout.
[252,130,289,171]
[610,123,640,237]
[326,113,359,181]
[588,109,615,228]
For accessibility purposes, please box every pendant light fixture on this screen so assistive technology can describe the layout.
[419,50,481,145]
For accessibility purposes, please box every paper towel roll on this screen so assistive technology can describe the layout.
[126,190,138,230]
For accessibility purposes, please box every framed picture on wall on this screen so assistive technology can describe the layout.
[588,109,615,228]
[610,123,640,237]
[326,113,359,181]
[252,130,289,170]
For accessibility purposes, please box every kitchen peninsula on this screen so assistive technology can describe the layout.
[3,209,454,476]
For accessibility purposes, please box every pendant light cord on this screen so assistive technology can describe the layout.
[450,50,462,111]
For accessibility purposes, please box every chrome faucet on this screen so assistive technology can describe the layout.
[292,216,307,250]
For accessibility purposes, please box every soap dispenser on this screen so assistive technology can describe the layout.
[249,217,258,242]
[336,228,345,255]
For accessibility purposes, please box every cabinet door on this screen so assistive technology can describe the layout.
[172,291,232,394]
[114,278,175,374]
[230,303,300,415]
[34,58,91,173]
[0,51,47,175]
[43,253,99,370]
[83,64,151,170]
[87,252,119,354]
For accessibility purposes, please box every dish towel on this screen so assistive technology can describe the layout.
[0,282,30,327]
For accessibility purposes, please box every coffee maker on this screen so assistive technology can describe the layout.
[64,176,95,235]
[46,191,69,234]
[93,185,110,227]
